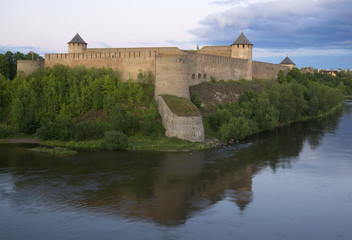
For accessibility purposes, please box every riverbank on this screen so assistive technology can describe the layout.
[0,135,217,152]
[0,107,341,152]
[0,138,41,144]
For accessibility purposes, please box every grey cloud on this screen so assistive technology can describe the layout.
[190,0,352,49]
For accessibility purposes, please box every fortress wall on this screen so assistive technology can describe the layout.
[45,52,156,82]
[185,53,249,86]
[17,59,45,75]
[252,61,290,80]
[155,54,190,99]
[86,47,182,55]
[197,46,232,58]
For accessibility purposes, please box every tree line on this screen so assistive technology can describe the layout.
[0,51,42,80]
[0,65,164,149]
[204,68,348,143]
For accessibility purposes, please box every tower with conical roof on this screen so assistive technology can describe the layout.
[68,33,87,54]
[231,32,253,79]
[280,56,295,70]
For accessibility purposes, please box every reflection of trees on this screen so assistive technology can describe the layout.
[0,106,345,226]
[304,107,343,150]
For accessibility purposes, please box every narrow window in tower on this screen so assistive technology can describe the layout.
[192,74,196,79]
[198,74,201,79]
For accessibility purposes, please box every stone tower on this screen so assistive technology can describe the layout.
[280,56,295,71]
[68,33,87,54]
[231,32,253,80]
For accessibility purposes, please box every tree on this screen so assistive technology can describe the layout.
[0,54,9,78]
[5,51,15,80]
[100,131,128,150]
[277,70,287,83]
[25,51,41,60]
[191,91,202,109]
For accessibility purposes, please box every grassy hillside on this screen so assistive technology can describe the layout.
[161,94,200,116]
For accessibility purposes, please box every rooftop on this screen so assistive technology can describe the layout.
[231,32,253,46]
[68,33,87,44]
[280,56,295,65]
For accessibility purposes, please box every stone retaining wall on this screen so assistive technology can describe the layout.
[157,96,204,142]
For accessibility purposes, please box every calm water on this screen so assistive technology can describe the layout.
[1,101,352,240]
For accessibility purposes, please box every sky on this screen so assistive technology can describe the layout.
[1,0,351,69]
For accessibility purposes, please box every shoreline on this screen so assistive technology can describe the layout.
[0,103,344,152]
[0,138,41,144]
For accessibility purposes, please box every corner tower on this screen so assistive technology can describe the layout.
[280,56,295,71]
[68,33,87,54]
[231,32,253,80]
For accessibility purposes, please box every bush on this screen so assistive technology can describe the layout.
[0,124,16,138]
[218,117,257,142]
[208,108,232,132]
[191,91,202,109]
[36,114,76,141]
[36,120,56,140]
[110,105,139,136]
[74,120,104,140]
[100,130,128,150]
[140,114,165,137]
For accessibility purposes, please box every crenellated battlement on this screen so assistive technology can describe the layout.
[45,51,157,61]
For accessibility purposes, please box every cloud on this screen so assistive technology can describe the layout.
[333,41,352,45]
[254,47,352,58]
[253,47,352,69]
[190,0,352,49]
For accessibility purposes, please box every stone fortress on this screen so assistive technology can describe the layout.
[18,33,296,142]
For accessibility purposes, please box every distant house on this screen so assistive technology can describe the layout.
[321,70,338,76]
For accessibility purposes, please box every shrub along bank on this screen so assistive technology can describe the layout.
[203,68,346,143]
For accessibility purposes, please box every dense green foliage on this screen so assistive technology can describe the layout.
[191,91,202,109]
[0,51,42,80]
[0,65,164,149]
[0,124,16,138]
[100,131,128,150]
[206,68,346,143]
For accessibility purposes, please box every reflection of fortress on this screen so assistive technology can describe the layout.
[5,118,329,226]
[17,33,296,142]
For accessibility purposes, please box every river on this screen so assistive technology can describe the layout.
[1,100,352,240]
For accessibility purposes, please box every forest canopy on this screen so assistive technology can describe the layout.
[0,65,164,149]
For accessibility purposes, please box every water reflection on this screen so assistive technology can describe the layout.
[0,102,347,226]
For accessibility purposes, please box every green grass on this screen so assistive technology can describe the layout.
[29,147,77,155]
[42,139,101,150]
[128,135,204,151]
[161,94,200,116]
[41,136,207,152]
